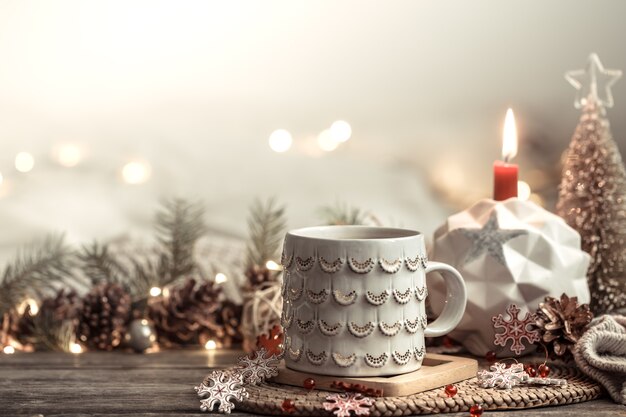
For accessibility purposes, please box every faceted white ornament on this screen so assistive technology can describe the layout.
[429,198,590,357]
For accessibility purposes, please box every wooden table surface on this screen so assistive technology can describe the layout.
[1,350,624,416]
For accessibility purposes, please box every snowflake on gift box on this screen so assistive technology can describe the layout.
[492,304,540,355]
[477,362,526,389]
[323,392,374,417]
[195,370,249,414]
[237,347,280,385]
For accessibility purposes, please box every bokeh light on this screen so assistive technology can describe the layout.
[3,346,15,354]
[69,342,83,354]
[329,120,352,143]
[56,144,82,167]
[149,286,162,297]
[205,340,217,350]
[122,161,151,184]
[15,152,35,173]
[317,130,339,152]
[214,273,227,283]
[268,129,293,153]
[265,260,281,271]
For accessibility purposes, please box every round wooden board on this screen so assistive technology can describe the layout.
[238,364,603,416]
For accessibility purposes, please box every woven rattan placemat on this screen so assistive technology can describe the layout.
[238,364,603,416]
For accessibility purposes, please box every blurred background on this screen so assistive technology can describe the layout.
[0,0,625,262]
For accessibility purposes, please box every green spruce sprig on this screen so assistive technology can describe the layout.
[318,201,369,226]
[0,235,76,318]
[245,198,286,269]
[154,198,206,287]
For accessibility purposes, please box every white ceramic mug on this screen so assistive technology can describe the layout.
[281,225,466,377]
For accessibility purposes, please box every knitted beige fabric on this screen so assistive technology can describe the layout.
[574,315,626,405]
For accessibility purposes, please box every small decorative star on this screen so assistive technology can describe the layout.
[459,211,526,265]
[565,53,622,109]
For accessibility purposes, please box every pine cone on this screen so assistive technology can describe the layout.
[149,278,223,347]
[77,283,131,351]
[9,289,81,346]
[212,300,243,347]
[534,293,593,357]
[244,264,273,288]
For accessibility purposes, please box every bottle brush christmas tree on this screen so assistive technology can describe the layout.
[557,53,626,314]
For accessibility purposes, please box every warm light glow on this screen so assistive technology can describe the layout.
[317,129,339,152]
[18,298,39,316]
[502,108,518,162]
[15,152,35,173]
[3,346,15,354]
[122,161,151,184]
[57,144,82,167]
[214,273,227,284]
[69,342,83,354]
[265,260,281,271]
[517,181,531,201]
[0,172,3,186]
[205,340,217,350]
[268,129,293,153]
[329,120,352,143]
[149,287,162,297]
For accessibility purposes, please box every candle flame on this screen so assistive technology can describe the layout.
[502,108,518,162]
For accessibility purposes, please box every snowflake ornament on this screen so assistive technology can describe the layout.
[256,324,285,357]
[477,362,526,389]
[477,362,568,389]
[237,347,280,385]
[195,370,249,414]
[323,392,374,417]
[492,304,540,355]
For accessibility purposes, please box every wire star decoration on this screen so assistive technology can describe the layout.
[565,53,622,109]
[459,211,526,265]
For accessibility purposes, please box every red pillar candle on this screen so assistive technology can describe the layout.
[493,161,518,200]
[493,108,519,201]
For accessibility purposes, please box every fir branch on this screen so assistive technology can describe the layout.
[0,235,76,318]
[246,198,286,268]
[79,242,129,286]
[28,311,75,352]
[154,199,206,287]
[318,201,368,226]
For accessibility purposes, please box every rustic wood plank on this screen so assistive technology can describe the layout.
[0,349,241,369]
[0,351,623,416]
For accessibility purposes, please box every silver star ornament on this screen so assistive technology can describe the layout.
[459,211,526,265]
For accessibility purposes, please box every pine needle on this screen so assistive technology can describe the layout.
[154,198,206,287]
[246,198,286,268]
[318,201,368,226]
[0,235,76,318]
[79,242,129,286]
[28,311,75,352]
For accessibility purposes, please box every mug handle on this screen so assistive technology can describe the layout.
[423,261,467,338]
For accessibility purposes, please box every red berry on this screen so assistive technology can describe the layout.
[469,404,484,417]
[444,384,457,397]
[485,351,497,363]
[303,377,316,390]
[538,363,550,378]
[443,336,455,348]
[281,399,296,413]
[525,365,537,377]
